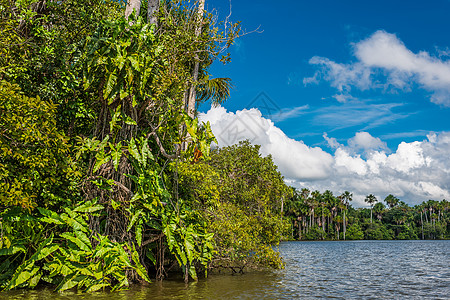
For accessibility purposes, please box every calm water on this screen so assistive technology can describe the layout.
[1,240,449,299]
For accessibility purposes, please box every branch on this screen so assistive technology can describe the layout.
[147,131,178,160]
[142,232,165,246]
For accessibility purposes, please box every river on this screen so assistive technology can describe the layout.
[1,240,449,299]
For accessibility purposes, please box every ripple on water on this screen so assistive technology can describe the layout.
[0,240,449,300]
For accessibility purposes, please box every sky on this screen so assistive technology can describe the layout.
[198,0,450,207]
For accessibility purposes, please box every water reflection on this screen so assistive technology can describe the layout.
[1,240,449,299]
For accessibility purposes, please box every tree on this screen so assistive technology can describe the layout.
[0,0,122,136]
[373,202,385,221]
[201,141,292,269]
[186,0,206,118]
[340,191,352,240]
[0,81,75,210]
[365,194,378,223]
[384,194,399,209]
[0,0,243,290]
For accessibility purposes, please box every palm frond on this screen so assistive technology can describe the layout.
[196,77,232,106]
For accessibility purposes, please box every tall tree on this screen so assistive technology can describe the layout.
[340,191,352,240]
[384,194,399,209]
[186,0,206,118]
[365,194,378,223]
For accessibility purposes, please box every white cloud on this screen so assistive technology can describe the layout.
[200,106,450,207]
[305,30,450,106]
[312,102,408,131]
[335,148,368,176]
[386,141,428,173]
[348,132,388,153]
[323,133,341,149]
[199,106,334,180]
[272,105,309,122]
[304,57,373,92]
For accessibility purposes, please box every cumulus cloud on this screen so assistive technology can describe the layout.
[305,30,450,106]
[347,132,388,153]
[199,106,334,180]
[200,106,450,207]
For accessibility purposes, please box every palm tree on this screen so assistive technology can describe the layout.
[340,191,352,240]
[322,190,335,234]
[384,194,399,209]
[196,77,232,107]
[373,202,385,221]
[364,194,378,224]
[311,190,321,230]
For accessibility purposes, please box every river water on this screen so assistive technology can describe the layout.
[2,240,449,299]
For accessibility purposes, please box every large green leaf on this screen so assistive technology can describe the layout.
[85,283,109,293]
[73,201,104,213]
[34,244,59,261]
[60,232,91,252]
[128,138,141,164]
[93,151,110,173]
[28,271,43,288]
[6,265,40,289]
[126,209,142,232]
[56,273,83,292]
[60,213,88,233]
[37,207,64,225]
[104,71,118,100]
[110,142,123,172]
[131,243,150,283]
[135,221,143,247]
[0,244,26,256]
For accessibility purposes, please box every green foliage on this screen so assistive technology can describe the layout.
[0,0,122,135]
[346,223,364,240]
[162,206,214,280]
[284,187,449,241]
[175,141,291,270]
[0,81,78,209]
[81,15,160,107]
[0,200,149,292]
[364,223,394,240]
[0,0,290,292]
[200,141,291,269]
[303,225,326,241]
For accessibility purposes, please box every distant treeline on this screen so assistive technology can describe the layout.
[284,189,450,241]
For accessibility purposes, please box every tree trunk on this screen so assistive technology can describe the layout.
[148,0,159,25]
[186,0,205,118]
[298,218,301,240]
[343,210,346,240]
[125,0,142,20]
[420,211,424,240]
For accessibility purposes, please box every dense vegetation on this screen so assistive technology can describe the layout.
[1,0,448,294]
[0,0,291,292]
[285,189,450,241]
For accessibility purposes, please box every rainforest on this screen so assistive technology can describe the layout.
[0,0,449,294]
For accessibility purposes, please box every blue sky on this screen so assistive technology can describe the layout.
[199,0,450,206]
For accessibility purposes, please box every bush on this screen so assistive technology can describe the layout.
[0,81,78,210]
[346,223,364,240]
